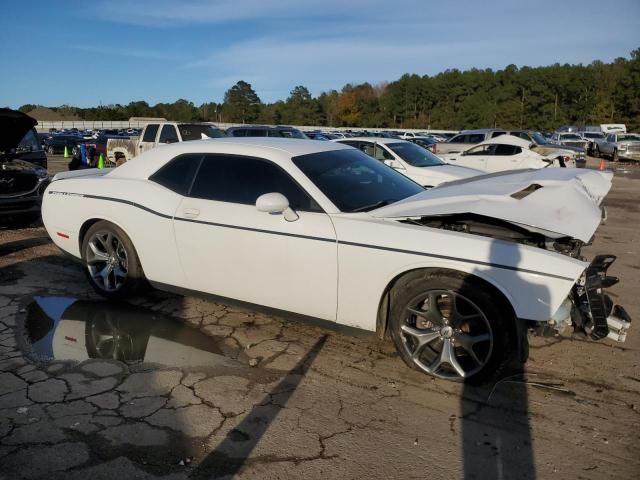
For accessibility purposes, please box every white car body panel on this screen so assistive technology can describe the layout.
[42,138,602,335]
[373,168,612,242]
[439,135,571,172]
[334,137,481,187]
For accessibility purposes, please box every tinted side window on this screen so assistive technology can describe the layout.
[190,156,319,211]
[244,129,267,137]
[159,125,179,143]
[491,131,507,138]
[142,124,159,142]
[150,154,202,195]
[229,129,246,137]
[494,144,520,156]
[467,134,485,144]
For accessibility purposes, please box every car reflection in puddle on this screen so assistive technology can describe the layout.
[23,296,240,369]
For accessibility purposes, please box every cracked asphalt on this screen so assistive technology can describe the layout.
[0,157,639,479]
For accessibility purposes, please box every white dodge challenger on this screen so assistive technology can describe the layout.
[42,138,631,382]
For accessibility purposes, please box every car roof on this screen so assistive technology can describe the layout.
[479,134,532,148]
[459,128,506,134]
[109,137,352,180]
[334,137,409,145]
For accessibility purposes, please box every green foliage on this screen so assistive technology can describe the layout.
[31,50,640,131]
[222,80,262,123]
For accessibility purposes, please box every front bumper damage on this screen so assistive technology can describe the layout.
[572,255,632,342]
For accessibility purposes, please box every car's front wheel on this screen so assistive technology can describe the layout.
[81,221,146,299]
[389,270,516,383]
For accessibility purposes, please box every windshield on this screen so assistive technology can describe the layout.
[277,129,307,139]
[531,132,549,144]
[178,125,226,140]
[292,148,424,212]
[619,134,640,141]
[16,129,41,152]
[561,134,582,140]
[386,142,444,167]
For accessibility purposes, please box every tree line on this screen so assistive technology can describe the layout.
[19,48,639,131]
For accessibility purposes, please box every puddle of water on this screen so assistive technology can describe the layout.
[22,296,240,369]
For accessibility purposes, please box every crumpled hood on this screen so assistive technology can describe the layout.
[0,108,37,153]
[372,168,613,242]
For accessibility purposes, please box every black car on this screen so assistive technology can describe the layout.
[226,125,308,139]
[0,108,50,224]
[42,134,84,155]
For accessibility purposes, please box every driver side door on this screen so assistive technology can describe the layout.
[484,144,525,172]
[173,154,338,321]
[446,144,491,171]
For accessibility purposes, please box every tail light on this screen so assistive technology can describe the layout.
[432,144,437,153]
[564,155,571,162]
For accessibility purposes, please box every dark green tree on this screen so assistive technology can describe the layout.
[222,80,262,123]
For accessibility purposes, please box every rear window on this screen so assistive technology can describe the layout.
[142,125,159,142]
[178,125,226,141]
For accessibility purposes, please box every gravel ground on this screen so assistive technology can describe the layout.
[0,156,638,479]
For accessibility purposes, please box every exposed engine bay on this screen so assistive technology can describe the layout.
[400,213,585,257]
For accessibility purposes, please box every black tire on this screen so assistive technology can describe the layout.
[81,220,147,299]
[593,145,600,158]
[388,269,517,384]
[612,149,619,162]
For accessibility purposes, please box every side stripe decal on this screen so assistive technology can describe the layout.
[49,191,576,281]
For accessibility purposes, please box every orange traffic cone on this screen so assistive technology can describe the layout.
[599,158,605,171]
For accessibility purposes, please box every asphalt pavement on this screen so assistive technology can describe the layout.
[0,156,638,479]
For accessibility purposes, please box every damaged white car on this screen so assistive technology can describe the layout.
[42,138,631,382]
[438,134,576,172]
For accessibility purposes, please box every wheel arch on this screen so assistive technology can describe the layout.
[375,267,526,360]
[78,217,136,258]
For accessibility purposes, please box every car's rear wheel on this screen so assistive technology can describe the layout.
[81,221,146,299]
[389,270,516,383]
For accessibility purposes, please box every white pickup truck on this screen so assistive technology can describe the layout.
[107,122,226,164]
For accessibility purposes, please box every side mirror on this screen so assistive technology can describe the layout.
[256,193,299,222]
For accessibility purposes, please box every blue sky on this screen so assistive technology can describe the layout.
[1,0,638,108]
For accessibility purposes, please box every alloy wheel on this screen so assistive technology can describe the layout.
[85,230,129,292]
[87,311,134,360]
[399,290,493,380]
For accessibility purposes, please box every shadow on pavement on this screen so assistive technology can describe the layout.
[461,239,542,479]
[190,334,328,479]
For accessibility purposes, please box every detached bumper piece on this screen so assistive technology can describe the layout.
[572,255,632,342]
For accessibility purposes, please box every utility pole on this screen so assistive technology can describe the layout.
[519,87,525,129]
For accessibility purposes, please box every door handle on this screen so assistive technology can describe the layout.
[182,208,200,218]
